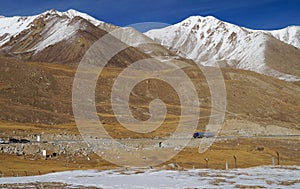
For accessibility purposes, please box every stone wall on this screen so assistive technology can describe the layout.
[0,142,91,157]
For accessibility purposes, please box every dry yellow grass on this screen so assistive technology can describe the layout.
[0,121,79,136]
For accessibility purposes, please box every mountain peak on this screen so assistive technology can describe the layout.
[145,15,300,81]
[64,9,86,18]
[171,15,242,35]
[39,9,104,26]
[0,9,109,48]
[181,15,219,21]
[0,8,112,61]
[177,15,221,26]
[43,9,59,15]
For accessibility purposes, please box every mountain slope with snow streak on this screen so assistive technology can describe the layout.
[0,9,175,64]
[0,9,115,63]
[0,15,38,46]
[0,9,113,54]
[145,16,300,81]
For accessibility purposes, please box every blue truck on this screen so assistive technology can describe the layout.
[193,132,215,138]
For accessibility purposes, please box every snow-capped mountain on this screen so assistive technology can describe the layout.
[0,9,173,64]
[145,16,300,81]
[0,9,118,63]
[0,9,105,47]
[1,10,299,81]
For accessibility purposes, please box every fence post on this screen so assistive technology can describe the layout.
[272,156,275,165]
[233,155,237,168]
[204,158,209,168]
[225,162,228,170]
[276,151,280,165]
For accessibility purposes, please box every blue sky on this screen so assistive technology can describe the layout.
[0,0,299,31]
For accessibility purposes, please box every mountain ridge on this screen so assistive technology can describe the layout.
[0,9,115,52]
[0,10,299,81]
[144,15,300,81]
[0,9,119,64]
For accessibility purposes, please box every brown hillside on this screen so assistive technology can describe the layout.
[1,55,299,137]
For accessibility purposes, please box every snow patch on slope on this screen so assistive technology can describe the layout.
[0,166,299,188]
[28,17,81,52]
[0,16,37,46]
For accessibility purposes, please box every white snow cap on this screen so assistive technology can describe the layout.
[145,15,300,81]
[41,9,104,26]
[0,9,106,51]
[0,9,104,47]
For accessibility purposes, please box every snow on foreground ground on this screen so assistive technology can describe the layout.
[0,166,299,188]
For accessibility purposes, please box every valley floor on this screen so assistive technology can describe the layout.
[0,136,299,177]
